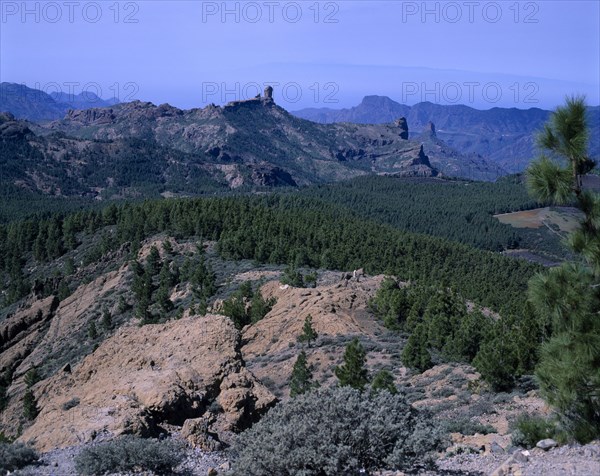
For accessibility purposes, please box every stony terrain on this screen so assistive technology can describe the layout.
[1,238,598,475]
[12,313,274,452]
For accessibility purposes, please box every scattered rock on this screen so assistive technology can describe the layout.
[536,438,558,450]
[182,416,222,451]
[490,441,505,454]
[511,450,529,463]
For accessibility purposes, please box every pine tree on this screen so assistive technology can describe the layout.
[444,309,491,362]
[88,321,98,340]
[249,291,275,324]
[298,314,318,348]
[0,373,9,413]
[162,239,174,255]
[101,309,113,331]
[23,389,39,420]
[371,369,397,395]
[526,95,600,442]
[335,338,369,390]
[472,330,519,392]
[289,351,316,397]
[24,368,41,388]
[402,323,432,373]
[57,280,71,301]
[146,245,162,276]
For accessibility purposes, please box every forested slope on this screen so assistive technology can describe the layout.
[0,194,540,314]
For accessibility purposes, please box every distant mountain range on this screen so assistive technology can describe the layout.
[0,82,118,122]
[5,83,596,188]
[4,90,501,199]
[293,96,600,173]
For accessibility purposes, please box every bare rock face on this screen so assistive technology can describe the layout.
[0,296,59,376]
[18,314,276,451]
[249,164,297,187]
[65,107,116,125]
[264,85,274,101]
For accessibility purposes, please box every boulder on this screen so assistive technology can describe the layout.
[181,416,222,451]
[490,441,505,454]
[536,438,558,450]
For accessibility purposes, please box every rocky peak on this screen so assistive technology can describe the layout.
[0,111,16,123]
[360,95,397,109]
[65,107,116,125]
[424,121,436,138]
[225,85,275,110]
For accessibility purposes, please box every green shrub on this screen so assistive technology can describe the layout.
[371,369,397,395]
[444,418,496,436]
[0,441,38,473]
[511,414,557,448]
[74,436,184,475]
[228,387,446,475]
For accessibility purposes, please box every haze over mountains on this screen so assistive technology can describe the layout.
[1,91,447,200]
[1,82,598,191]
[294,95,600,173]
[0,82,118,122]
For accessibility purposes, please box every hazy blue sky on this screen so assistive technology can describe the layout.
[1,1,599,110]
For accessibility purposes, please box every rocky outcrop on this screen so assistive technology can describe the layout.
[0,113,32,139]
[65,107,116,125]
[264,85,273,100]
[241,275,389,397]
[395,117,409,140]
[0,296,59,376]
[249,164,297,187]
[424,121,436,138]
[379,144,438,178]
[17,314,276,451]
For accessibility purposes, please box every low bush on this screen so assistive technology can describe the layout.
[74,436,184,475]
[511,414,558,448]
[0,442,39,474]
[444,418,496,436]
[228,386,446,475]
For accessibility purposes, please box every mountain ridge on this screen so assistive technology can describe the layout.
[0,82,119,122]
[1,96,449,200]
[293,96,600,172]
